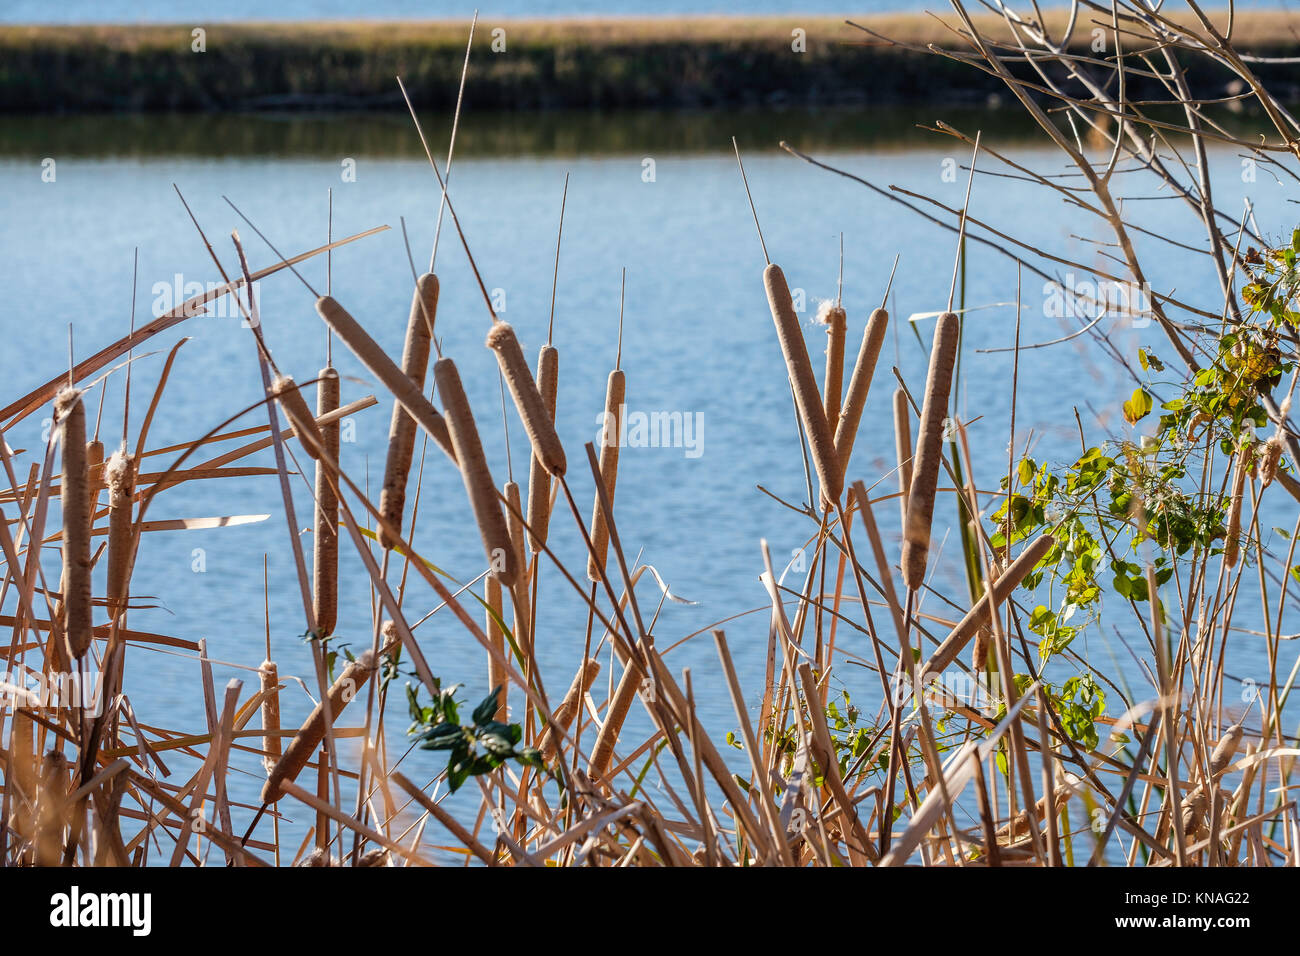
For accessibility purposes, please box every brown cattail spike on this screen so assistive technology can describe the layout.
[902,311,959,591]
[820,302,847,434]
[485,322,567,477]
[434,357,517,587]
[588,368,626,582]
[834,307,890,483]
[1225,441,1250,568]
[261,648,381,804]
[379,273,439,550]
[526,343,559,552]
[56,387,92,659]
[763,264,842,504]
[259,660,282,775]
[314,367,340,635]
[893,386,913,533]
[271,375,324,460]
[104,449,136,620]
[315,295,456,464]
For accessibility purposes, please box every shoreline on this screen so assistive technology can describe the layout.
[3,11,1298,113]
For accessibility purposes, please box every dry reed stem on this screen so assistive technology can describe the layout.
[271,376,324,460]
[56,387,91,659]
[315,295,456,463]
[921,533,1055,677]
[538,656,601,759]
[104,449,135,620]
[764,263,841,504]
[485,322,566,476]
[587,368,625,582]
[526,343,559,552]
[434,357,517,588]
[262,647,382,804]
[902,311,959,590]
[380,273,439,549]
[314,367,340,635]
[834,307,889,483]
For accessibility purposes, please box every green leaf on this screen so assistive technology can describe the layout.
[472,686,502,726]
[1122,388,1153,425]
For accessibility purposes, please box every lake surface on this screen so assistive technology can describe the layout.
[2,0,1293,23]
[1,107,1293,861]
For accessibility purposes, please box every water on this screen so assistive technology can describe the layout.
[2,0,1293,23]
[1,107,1293,860]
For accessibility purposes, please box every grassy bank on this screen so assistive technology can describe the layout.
[3,11,1298,113]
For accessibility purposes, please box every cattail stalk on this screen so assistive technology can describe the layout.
[434,357,517,587]
[314,367,340,635]
[821,303,847,433]
[259,660,282,775]
[380,274,439,549]
[763,264,841,503]
[262,648,380,804]
[526,344,559,552]
[833,307,890,483]
[902,311,959,591]
[104,450,136,620]
[538,656,601,759]
[485,322,566,477]
[315,296,456,463]
[1225,442,1250,568]
[893,386,912,532]
[921,533,1054,677]
[57,387,92,659]
[588,369,625,582]
[271,376,323,460]
[486,574,508,721]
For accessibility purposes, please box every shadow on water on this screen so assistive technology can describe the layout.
[0,105,1048,159]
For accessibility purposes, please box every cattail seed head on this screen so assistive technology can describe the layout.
[435,357,517,588]
[379,274,438,549]
[314,367,340,635]
[486,322,567,477]
[818,302,847,434]
[834,307,890,484]
[272,375,323,460]
[56,387,92,659]
[763,263,841,503]
[104,449,136,620]
[526,344,559,552]
[902,311,959,591]
[259,660,282,776]
[588,368,626,582]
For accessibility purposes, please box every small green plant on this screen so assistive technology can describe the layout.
[407,684,544,792]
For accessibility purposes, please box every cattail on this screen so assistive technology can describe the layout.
[819,301,847,433]
[104,449,136,620]
[85,438,104,517]
[588,368,625,582]
[893,387,913,532]
[261,648,379,804]
[526,344,559,552]
[434,357,517,588]
[1224,442,1249,568]
[259,660,282,775]
[1210,723,1243,779]
[56,387,92,659]
[379,274,439,550]
[901,311,959,591]
[538,656,601,759]
[315,296,456,463]
[1260,435,1282,488]
[485,322,567,477]
[485,574,508,722]
[763,264,841,503]
[834,307,890,484]
[921,533,1054,677]
[504,480,531,648]
[314,367,340,635]
[271,375,323,460]
[589,656,644,780]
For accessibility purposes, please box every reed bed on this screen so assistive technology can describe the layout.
[5,0,1300,870]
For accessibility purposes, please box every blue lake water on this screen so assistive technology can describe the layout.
[1,107,1294,861]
